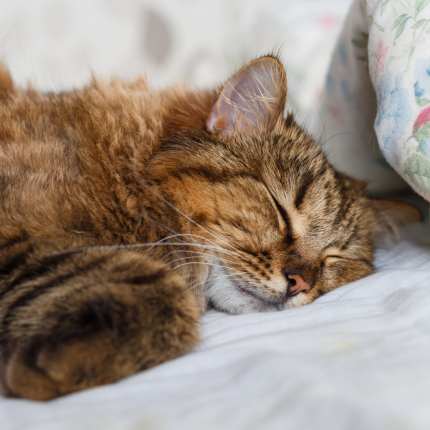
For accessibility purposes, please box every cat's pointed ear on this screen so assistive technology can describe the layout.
[206,56,287,138]
[336,171,368,191]
[373,200,422,237]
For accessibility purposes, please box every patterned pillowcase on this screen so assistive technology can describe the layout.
[320,0,430,203]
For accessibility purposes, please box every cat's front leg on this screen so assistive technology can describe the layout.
[0,238,201,400]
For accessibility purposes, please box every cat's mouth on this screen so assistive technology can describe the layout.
[234,282,284,312]
[205,261,284,314]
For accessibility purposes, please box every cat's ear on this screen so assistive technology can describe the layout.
[372,200,422,237]
[336,171,368,191]
[206,56,287,138]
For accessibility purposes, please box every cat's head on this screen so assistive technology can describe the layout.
[153,55,421,314]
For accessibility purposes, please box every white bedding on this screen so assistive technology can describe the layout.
[2,0,430,428]
[2,223,430,430]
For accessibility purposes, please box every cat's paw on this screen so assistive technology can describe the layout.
[0,335,126,400]
[0,253,201,400]
[1,342,58,400]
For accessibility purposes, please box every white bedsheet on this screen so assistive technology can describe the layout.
[2,222,430,430]
[2,0,430,428]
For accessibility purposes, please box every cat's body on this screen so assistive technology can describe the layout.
[0,57,420,400]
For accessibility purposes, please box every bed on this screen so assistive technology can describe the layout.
[1,0,430,429]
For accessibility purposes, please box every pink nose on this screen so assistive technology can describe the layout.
[286,274,311,296]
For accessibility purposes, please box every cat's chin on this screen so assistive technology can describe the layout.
[205,261,286,315]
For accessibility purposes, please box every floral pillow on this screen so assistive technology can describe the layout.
[320,0,430,202]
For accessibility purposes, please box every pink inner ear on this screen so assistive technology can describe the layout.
[206,57,287,138]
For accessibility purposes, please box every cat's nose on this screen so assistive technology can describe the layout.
[282,269,311,297]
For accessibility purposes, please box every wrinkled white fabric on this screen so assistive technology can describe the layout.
[2,222,430,430]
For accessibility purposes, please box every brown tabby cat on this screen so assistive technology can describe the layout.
[0,55,420,401]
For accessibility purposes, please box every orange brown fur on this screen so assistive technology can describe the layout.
[0,57,421,400]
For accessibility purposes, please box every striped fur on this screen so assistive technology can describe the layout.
[0,56,421,400]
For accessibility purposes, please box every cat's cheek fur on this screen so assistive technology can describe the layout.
[205,264,280,314]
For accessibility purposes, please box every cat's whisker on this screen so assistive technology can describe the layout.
[47,242,236,257]
[177,271,248,300]
[165,255,241,269]
[108,201,179,236]
[173,247,240,261]
[144,233,243,259]
[107,198,244,261]
[144,233,244,265]
[161,249,239,262]
[321,131,357,149]
[144,233,204,255]
[172,262,237,272]
[133,176,245,256]
[152,230,245,260]
[188,269,248,294]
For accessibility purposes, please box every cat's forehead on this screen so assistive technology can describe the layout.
[215,147,358,240]
[219,121,327,176]
[166,120,363,249]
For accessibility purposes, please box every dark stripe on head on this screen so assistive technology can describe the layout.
[341,227,358,250]
[176,167,224,184]
[294,174,314,209]
[333,199,351,227]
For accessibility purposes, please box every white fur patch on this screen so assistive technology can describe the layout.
[205,260,282,315]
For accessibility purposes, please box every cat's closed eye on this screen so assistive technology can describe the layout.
[323,256,344,266]
[268,192,291,238]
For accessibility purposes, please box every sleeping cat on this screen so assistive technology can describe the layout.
[0,55,420,401]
